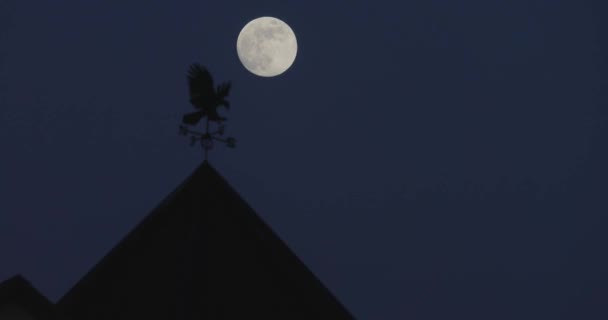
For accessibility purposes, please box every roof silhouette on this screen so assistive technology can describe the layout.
[0,275,63,320]
[57,161,355,319]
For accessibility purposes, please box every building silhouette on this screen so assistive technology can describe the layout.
[0,275,62,320]
[1,161,355,319]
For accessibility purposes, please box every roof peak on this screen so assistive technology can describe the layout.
[0,274,60,320]
[58,162,355,319]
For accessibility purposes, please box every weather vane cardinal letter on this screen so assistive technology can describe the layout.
[179,64,236,160]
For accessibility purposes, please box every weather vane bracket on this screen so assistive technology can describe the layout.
[179,121,235,160]
[179,64,236,161]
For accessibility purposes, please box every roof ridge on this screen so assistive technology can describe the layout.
[57,161,355,319]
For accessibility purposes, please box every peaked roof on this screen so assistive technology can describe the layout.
[58,161,355,319]
[0,275,63,320]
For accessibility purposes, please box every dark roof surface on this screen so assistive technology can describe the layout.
[0,275,63,320]
[58,161,354,319]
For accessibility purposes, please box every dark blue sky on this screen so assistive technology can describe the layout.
[1,0,607,318]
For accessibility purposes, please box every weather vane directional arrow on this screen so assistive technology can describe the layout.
[179,64,236,161]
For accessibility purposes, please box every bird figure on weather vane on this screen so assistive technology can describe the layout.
[179,64,236,160]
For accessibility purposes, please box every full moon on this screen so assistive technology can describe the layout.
[236,17,298,77]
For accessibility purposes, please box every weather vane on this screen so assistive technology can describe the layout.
[179,64,236,160]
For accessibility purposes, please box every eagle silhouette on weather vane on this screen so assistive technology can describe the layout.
[179,64,236,160]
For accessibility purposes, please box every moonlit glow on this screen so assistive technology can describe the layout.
[236,17,298,77]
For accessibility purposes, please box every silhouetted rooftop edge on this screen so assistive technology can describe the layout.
[58,161,355,319]
[0,274,63,320]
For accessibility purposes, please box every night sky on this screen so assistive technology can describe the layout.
[1,0,607,318]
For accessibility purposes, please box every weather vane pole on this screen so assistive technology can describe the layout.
[178,64,236,161]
